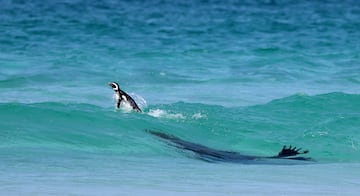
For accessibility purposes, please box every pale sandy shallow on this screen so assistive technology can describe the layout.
[1,155,359,196]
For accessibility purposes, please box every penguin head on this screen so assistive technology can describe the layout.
[108,82,120,91]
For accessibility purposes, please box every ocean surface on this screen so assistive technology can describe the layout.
[1,0,360,195]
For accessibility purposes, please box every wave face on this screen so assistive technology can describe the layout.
[1,92,359,163]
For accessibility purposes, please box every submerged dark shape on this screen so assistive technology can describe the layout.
[147,130,314,164]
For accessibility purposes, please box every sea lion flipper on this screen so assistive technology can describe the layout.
[276,145,309,157]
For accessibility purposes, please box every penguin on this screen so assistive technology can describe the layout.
[108,82,142,112]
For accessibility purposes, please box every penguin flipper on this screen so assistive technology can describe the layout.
[116,99,121,109]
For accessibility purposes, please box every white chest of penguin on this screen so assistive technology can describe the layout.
[114,93,120,100]
[114,93,128,102]
[121,95,127,101]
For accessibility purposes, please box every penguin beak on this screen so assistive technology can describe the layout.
[108,82,113,87]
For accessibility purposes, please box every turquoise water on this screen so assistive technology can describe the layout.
[1,0,360,195]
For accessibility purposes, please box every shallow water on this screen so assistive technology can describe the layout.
[1,0,360,195]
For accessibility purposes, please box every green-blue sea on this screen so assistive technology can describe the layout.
[1,0,360,195]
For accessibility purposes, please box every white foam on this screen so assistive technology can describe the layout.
[148,109,185,119]
[118,101,134,113]
[192,112,207,119]
[129,93,147,109]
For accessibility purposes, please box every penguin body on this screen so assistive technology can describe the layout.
[108,82,142,112]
